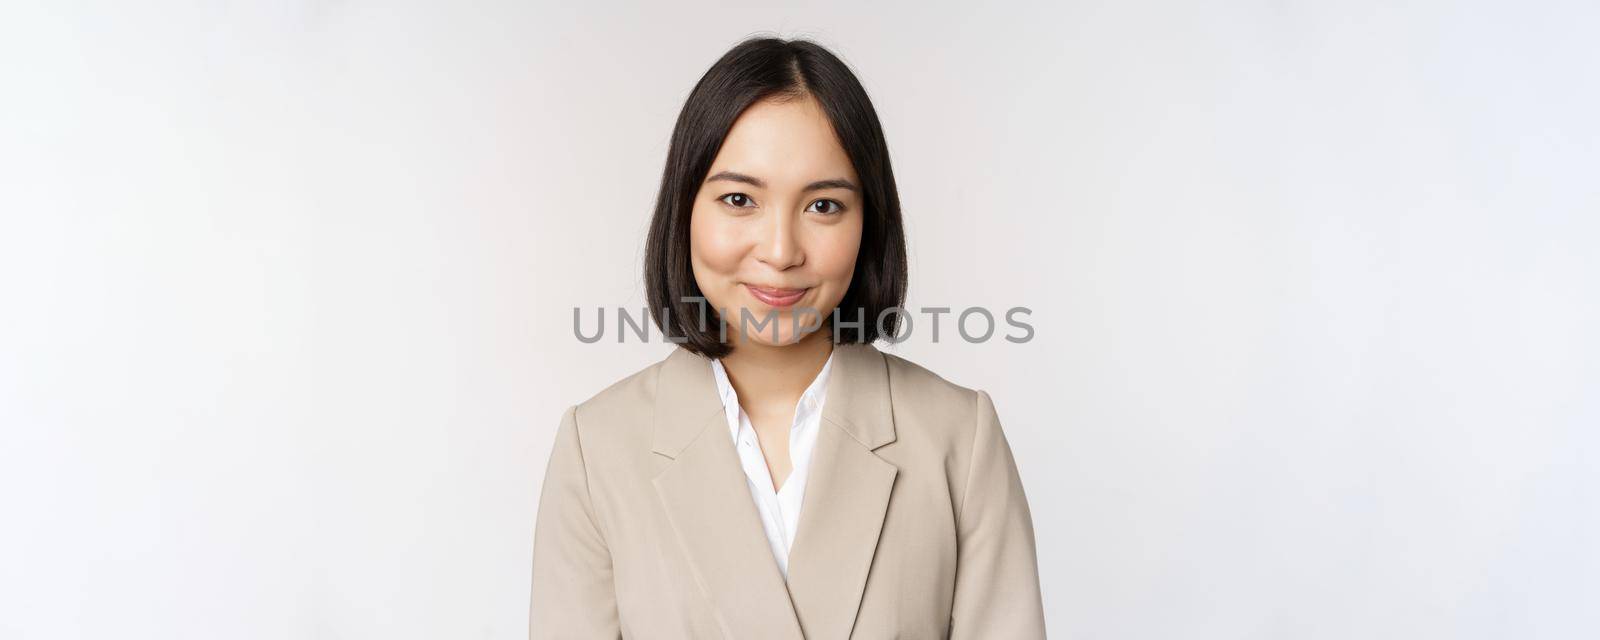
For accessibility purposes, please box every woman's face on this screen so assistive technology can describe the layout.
[689,95,864,348]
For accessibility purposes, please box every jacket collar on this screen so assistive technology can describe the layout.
[648,341,899,638]
[651,341,896,458]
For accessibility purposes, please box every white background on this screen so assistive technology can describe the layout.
[3,1,1597,638]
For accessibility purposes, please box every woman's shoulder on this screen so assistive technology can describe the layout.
[568,353,669,424]
[556,345,999,449]
[876,349,999,445]
[880,350,982,408]
[545,352,680,464]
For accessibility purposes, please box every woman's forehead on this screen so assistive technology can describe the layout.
[709,96,858,187]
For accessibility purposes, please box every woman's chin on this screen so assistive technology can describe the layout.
[740,332,802,347]
[729,324,817,348]
[719,304,833,347]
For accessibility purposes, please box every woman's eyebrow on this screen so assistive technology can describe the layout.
[802,178,860,193]
[705,171,766,188]
[705,171,860,193]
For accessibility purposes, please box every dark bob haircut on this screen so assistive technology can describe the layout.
[644,36,908,359]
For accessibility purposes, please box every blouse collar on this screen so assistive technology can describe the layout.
[708,349,836,429]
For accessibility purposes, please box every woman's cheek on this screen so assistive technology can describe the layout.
[689,211,743,285]
[819,231,863,289]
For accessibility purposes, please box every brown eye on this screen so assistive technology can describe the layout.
[807,199,844,215]
[719,193,755,208]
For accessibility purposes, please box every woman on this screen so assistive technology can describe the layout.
[530,37,1046,639]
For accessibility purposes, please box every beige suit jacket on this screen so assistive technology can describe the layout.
[529,342,1046,638]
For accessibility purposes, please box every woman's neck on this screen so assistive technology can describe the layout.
[718,327,834,408]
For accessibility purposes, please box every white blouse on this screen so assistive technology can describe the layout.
[707,351,835,579]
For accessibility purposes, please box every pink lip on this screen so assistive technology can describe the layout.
[745,284,808,308]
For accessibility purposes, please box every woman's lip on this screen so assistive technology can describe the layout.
[745,284,808,308]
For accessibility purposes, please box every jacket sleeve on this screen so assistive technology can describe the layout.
[529,405,621,639]
[949,390,1048,638]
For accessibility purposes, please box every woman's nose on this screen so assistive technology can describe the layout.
[754,210,805,270]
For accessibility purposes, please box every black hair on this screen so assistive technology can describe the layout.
[644,36,908,358]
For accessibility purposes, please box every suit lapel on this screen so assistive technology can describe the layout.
[650,346,805,639]
[649,342,899,640]
[785,343,899,639]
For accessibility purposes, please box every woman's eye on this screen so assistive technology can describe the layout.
[719,193,755,208]
[807,199,844,215]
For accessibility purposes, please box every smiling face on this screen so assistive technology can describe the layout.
[688,94,864,348]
